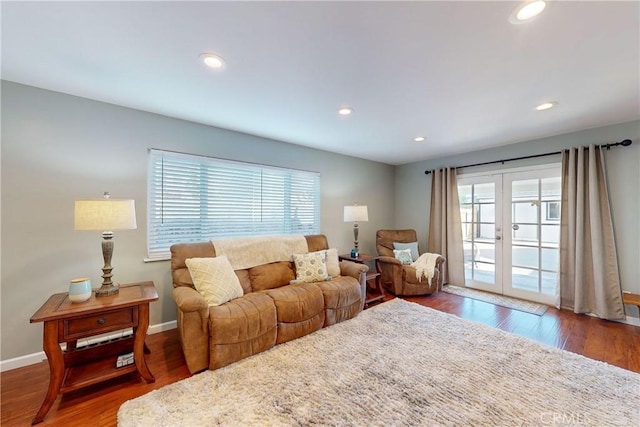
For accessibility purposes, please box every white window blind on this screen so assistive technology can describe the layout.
[147,149,321,260]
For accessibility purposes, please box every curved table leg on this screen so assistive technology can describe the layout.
[32,321,64,425]
[134,303,155,383]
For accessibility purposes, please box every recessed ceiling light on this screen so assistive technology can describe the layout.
[536,101,558,111]
[200,53,226,70]
[510,0,547,23]
[414,136,426,142]
[338,106,354,116]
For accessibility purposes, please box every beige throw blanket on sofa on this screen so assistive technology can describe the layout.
[212,235,308,270]
[411,253,441,285]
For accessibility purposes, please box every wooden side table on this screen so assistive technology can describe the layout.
[29,281,158,424]
[339,253,385,306]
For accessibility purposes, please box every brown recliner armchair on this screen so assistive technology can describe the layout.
[376,229,446,296]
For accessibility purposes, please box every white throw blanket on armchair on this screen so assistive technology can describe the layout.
[411,253,441,285]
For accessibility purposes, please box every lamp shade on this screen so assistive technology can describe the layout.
[344,205,368,222]
[75,199,137,231]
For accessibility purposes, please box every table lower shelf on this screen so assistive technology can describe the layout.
[62,355,138,393]
[61,335,138,393]
[365,272,385,306]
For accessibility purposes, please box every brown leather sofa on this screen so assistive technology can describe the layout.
[376,229,446,296]
[171,234,368,373]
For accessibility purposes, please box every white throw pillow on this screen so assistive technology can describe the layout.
[393,248,413,265]
[324,248,340,277]
[292,251,329,283]
[186,256,244,306]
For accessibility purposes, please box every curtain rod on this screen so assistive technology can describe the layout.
[424,139,633,175]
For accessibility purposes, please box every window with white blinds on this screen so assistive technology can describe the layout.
[147,149,321,260]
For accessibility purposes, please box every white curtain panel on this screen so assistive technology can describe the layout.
[559,145,625,320]
[427,167,465,286]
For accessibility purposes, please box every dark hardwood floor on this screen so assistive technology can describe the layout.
[2,292,639,426]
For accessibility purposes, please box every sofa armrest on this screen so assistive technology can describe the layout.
[339,260,369,279]
[376,256,404,294]
[172,286,210,373]
[173,286,208,313]
[377,256,404,279]
[339,260,369,311]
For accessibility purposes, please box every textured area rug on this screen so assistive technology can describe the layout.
[442,284,549,315]
[119,299,639,426]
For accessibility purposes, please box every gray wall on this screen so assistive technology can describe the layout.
[1,81,395,361]
[395,120,640,303]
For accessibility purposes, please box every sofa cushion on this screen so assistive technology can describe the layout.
[186,256,244,306]
[235,269,253,294]
[209,292,277,369]
[314,276,362,326]
[292,251,329,283]
[248,261,296,291]
[265,283,325,344]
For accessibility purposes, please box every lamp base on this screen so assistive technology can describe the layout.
[95,232,118,297]
[95,284,119,297]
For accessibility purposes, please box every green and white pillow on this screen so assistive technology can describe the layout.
[393,248,413,265]
[393,241,419,262]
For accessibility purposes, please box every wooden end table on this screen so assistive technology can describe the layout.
[29,281,158,424]
[339,253,385,306]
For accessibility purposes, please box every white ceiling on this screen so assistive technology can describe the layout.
[2,1,638,165]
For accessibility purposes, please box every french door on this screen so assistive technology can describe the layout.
[457,165,561,305]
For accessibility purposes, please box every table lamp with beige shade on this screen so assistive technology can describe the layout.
[343,204,368,254]
[74,192,137,297]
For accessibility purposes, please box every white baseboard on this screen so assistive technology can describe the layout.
[148,320,178,335]
[0,320,177,373]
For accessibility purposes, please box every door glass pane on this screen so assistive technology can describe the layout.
[478,203,495,222]
[512,245,538,269]
[512,224,537,243]
[512,179,538,199]
[542,201,561,223]
[458,185,472,204]
[513,201,538,223]
[463,241,476,264]
[512,267,539,292]
[541,177,561,201]
[541,248,558,271]
[479,224,494,239]
[474,183,494,202]
[471,261,495,284]
[477,242,495,263]
[541,271,558,295]
[541,224,559,244]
